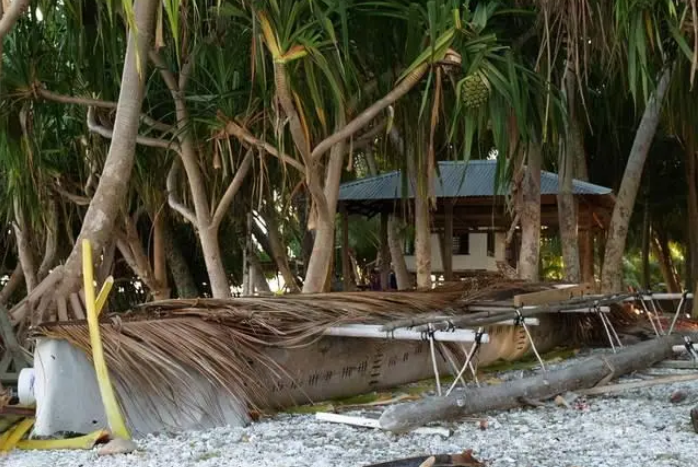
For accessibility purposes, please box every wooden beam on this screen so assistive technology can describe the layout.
[442,199,454,281]
[513,284,594,307]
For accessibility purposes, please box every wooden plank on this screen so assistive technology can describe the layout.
[513,283,594,307]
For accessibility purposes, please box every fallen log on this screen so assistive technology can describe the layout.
[379,334,687,433]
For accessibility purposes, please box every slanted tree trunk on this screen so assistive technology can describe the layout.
[601,67,672,293]
[518,143,542,281]
[9,0,159,324]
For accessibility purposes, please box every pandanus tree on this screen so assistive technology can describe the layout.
[600,0,697,292]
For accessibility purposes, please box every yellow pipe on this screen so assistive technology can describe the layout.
[95,276,114,316]
[82,239,130,440]
[0,418,34,452]
[16,430,110,451]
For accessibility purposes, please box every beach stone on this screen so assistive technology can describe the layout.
[97,437,138,456]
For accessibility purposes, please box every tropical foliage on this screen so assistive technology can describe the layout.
[0,0,696,320]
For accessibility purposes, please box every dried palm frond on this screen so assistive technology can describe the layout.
[32,280,637,428]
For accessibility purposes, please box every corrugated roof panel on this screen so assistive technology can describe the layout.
[338,160,611,201]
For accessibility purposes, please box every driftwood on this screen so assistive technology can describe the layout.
[363,450,484,467]
[379,334,687,433]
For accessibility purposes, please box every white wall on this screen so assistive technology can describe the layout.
[404,232,506,273]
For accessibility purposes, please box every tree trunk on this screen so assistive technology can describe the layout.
[13,213,37,294]
[686,150,698,316]
[50,0,158,302]
[379,334,684,433]
[302,123,346,293]
[259,210,300,293]
[518,143,542,281]
[248,251,271,294]
[161,220,199,298]
[651,229,680,294]
[366,143,412,289]
[152,212,169,298]
[411,150,431,289]
[558,59,582,283]
[641,196,651,290]
[0,264,23,306]
[601,67,672,293]
[388,216,413,290]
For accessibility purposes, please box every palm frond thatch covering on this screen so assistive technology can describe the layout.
[32,280,636,424]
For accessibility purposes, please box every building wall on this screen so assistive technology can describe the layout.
[403,231,506,273]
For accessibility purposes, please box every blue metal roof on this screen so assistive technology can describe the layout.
[338,160,612,201]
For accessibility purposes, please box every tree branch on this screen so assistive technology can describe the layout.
[36,86,173,133]
[222,120,305,172]
[0,0,29,38]
[166,158,198,225]
[53,184,91,205]
[87,106,180,151]
[311,63,429,162]
[211,149,254,230]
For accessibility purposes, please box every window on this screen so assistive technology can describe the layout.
[454,234,469,255]
[487,231,495,257]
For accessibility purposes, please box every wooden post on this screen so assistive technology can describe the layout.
[341,205,352,291]
[380,211,390,290]
[443,199,454,281]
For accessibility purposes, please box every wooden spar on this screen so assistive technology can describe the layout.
[379,334,688,433]
[513,284,594,307]
[381,293,628,332]
[323,324,489,343]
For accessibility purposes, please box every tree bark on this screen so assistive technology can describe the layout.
[558,63,582,283]
[366,142,412,289]
[248,251,271,294]
[0,264,23,306]
[48,0,158,303]
[258,209,300,293]
[651,229,680,294]
[379,334,685,432]
[152,212,169,298]
[601,67,672,293]
[411,150,431,289]
[518,143,542,281]
[686,150,698,316]
[388,216,413,290]
[641,196,651,290]
[161,219,199,298]
[302,121,346,293]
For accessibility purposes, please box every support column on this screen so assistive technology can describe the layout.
[380,211,390,290]
[341,205,352,291]
[443,199,454,281]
